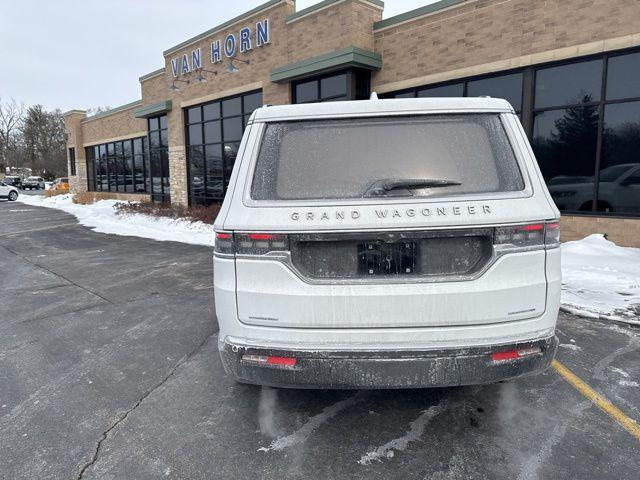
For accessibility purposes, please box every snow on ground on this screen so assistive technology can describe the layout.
[17,194,214,247]
[561,234,640,325]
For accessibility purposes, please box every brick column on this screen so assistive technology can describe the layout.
[166,102,189,206]
[168,146,189,206]
[63,110,87,194]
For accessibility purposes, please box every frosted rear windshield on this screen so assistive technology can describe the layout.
[250,114,524,201]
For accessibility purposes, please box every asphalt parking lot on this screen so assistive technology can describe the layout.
[0,199,638,480]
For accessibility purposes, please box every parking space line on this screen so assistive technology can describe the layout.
[0,223,78,237]
[552,359,640,441]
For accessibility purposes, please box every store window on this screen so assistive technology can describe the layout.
[185,90,262,205]
[86,137,147,195]
[147,115,170,203]
[532,59,602,213]
[384,48,640,217]
[385,72,523,113]
[69,147,76,176]
[292,70,370,104]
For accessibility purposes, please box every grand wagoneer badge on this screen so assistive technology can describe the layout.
[290,204,493,221]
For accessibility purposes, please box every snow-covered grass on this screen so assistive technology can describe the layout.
[17,194,214,247]
[561,234,640,325]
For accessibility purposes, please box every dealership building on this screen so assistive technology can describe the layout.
[64,0,640,246]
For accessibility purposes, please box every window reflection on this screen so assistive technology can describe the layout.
[467,73,523,111]
[535,59,602,108]
[147,115,170,203]
[534,106,599,212]
[598,102,640,214]
[606,52,640,101]
[292,70,369,104]
[185,90,262,205]
[417,83,463,98]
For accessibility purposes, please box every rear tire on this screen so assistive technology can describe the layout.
[8,191,18,201]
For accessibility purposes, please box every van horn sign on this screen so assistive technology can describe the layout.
[170,19,270,77]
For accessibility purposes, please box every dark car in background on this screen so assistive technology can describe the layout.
[2,176,23,189]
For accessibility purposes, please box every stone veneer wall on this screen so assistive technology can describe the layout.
[561,215,640,248]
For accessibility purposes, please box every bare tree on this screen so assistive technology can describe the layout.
[86,106,111,116]
[22,105,67,176]
[0,97,25,171]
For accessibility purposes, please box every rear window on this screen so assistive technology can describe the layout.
[251,114,524,201]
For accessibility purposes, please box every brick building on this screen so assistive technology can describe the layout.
[64,0,640,246]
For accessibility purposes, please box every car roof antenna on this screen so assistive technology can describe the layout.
[370,92,379,100]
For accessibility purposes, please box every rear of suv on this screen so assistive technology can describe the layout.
[23,176,45,190]
[213,98,561,389]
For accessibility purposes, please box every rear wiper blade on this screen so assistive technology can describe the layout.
[363,178,462,197]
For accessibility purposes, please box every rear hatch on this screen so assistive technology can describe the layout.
[224,112,557,328]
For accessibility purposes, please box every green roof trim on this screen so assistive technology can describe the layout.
[270,46,382,83]
[286,0,384,23]
[139,68,165,82]
[373,0,467,30]
[82,100,142,122]
[163,0,283,56]
[133,100,173,119]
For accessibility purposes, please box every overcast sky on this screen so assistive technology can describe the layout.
[0,0,434,112]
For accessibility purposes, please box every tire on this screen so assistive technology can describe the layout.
[8,191,18,201]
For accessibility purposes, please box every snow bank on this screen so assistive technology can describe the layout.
[17,194,214,247]
[561,234,640,325]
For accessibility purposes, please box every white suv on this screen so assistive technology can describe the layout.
[213,98,561,389]
[0,181,19,201]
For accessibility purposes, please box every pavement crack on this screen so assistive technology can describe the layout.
[1,244,116,306]
[76,331,216,479]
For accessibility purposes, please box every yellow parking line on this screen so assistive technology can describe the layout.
[552,359,640,441]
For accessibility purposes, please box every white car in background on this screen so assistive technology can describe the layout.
[0,181,19,201]
[213,97,561,389]
[548,163,640,213]
[22,176,45,190]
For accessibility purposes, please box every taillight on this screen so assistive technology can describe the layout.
[214,231,289,256]
[544,221,560,245]
[494,221,560,250]
[237,233,289,255]
[214,231,235,254]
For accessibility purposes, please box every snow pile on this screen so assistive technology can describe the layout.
[561,234,640,325]
[17,194,215,247]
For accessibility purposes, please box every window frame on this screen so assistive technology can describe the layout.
[291,69,371,104]
[147,114,170,204]
[184,89,262,206]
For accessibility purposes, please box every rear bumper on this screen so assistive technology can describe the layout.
[219,336,558,389]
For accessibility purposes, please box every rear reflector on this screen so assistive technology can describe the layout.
[266,356,297,367]
[242,354,297,367]
[491,346,541,362]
